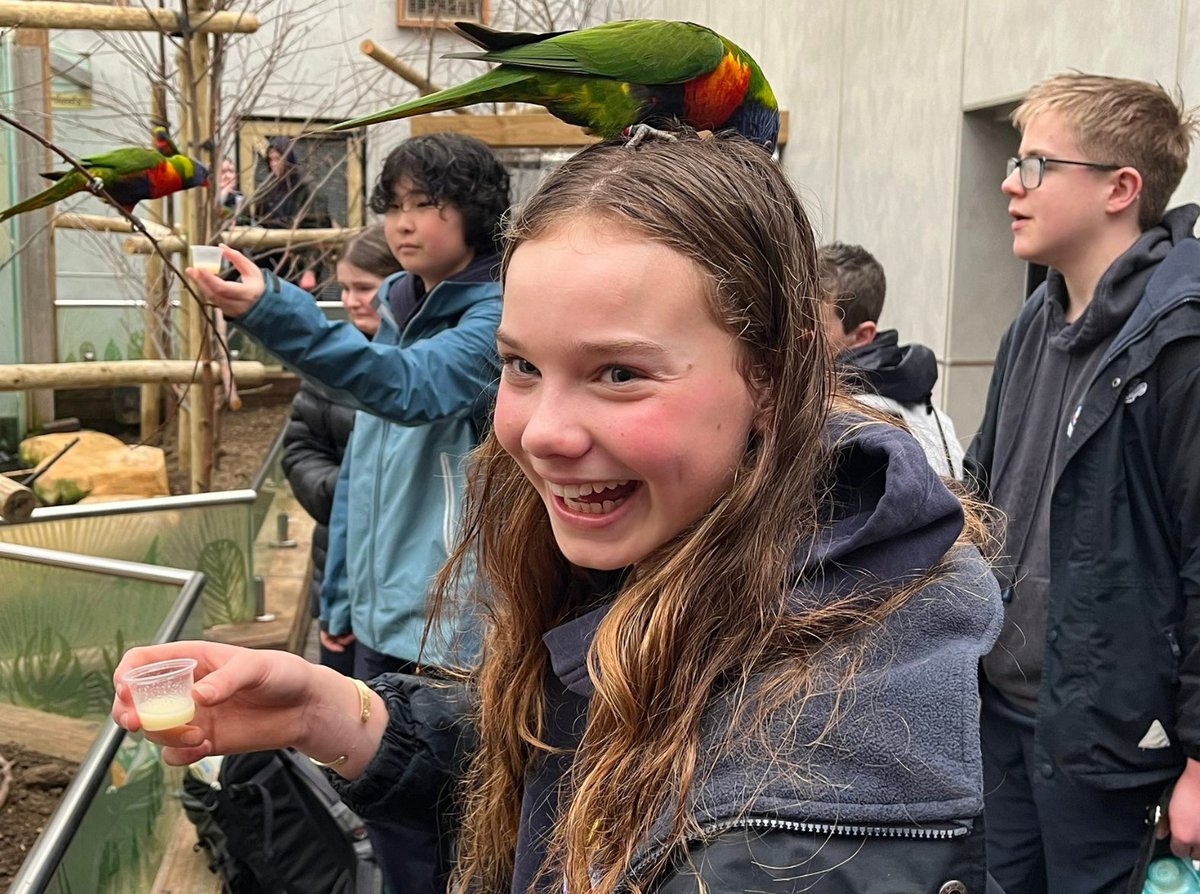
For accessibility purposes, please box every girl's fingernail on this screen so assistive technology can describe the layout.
[179,728,205,747]
[194,682,216,703]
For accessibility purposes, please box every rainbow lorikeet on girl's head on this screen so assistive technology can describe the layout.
[0,147,208,223]
[329,19,780,152]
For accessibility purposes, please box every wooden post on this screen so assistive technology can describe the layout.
[141,83,169,441]
[10,28,56,429]
[360,40,468,113]
[177,0,215,492]
[0,476,36,522]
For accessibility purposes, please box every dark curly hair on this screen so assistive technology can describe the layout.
[369,132,510,255]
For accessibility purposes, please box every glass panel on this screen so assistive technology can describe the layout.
[0,544,203,893]
[0,554,203,719]
[0,497,257,625]
[44,740,185,894]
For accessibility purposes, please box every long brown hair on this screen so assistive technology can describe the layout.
[434,132,965,893]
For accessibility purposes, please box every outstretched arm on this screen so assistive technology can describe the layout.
[189,245,501,425]
[112,641,386,777]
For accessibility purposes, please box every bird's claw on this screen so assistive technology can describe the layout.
[87,177,105,195]
[621,124,679,150]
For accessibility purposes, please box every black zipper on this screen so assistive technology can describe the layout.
[620,815,972,890]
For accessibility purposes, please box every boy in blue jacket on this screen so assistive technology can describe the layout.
[190,132,509,894]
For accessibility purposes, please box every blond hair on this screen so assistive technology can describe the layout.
[1014,73,1198,228]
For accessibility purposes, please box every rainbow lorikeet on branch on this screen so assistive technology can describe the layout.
[0,147,208,223]
[329,19,780,152]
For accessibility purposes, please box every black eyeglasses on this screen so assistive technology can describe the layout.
[1005,155,1124,189]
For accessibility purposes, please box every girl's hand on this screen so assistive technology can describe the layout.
[112,641,326,766]
[187,244,265,318]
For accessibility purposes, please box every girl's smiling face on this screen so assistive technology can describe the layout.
[494,218,758,571]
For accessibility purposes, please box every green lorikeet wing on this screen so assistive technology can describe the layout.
[328,19,725,135]
[451,20,725,85]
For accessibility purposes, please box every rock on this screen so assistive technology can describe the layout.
[19,431,168,506]
[22,763,70,789]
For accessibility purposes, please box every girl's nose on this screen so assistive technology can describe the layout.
[519,392,590,460]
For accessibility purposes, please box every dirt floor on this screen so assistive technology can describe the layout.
[158,387,295,495]
[0,742,77,888]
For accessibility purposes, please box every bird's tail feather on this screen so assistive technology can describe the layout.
[0,174,81,223]
[326,68,532,131]
[452,21,567,51]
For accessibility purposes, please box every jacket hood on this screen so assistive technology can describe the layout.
[1049,203,1200,353]
[376,250,502,333]
[545,416,969,692]
[840,329,940,404]
[794,413,964,600]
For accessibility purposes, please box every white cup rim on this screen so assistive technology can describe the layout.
[123,657,197,684]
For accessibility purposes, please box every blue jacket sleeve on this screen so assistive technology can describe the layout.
[232,272,501,425]
[319,443,353,636]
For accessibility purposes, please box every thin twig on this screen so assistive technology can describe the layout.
[0,751,12,812]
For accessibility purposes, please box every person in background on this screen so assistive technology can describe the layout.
[818,241,964,478]
[184,132,509,894]
[246,135,330,291]
[281,225,399,676]
[118,131,1002,893]
[967,73,1200,892]
[216,157,242,217]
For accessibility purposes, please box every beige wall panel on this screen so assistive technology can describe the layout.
[833,0,965,357]
[944,362,995,444]
[641,0,845,235]
[962,0,1180,109]
[1170,0,1200,206]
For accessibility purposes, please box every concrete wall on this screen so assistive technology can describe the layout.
[645,0,1200,440]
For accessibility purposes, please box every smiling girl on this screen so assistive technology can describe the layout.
[114,132,1001,892]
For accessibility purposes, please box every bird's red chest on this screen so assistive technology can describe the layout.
[146,162,183,198]
[682,53,751,130]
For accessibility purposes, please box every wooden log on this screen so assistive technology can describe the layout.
[0,1,258,33]
[407,108,791,147]
[0,703,99,762]
[360,40,469,114]
[54,212,176,238]
[123,225,359,255]
[0,360,267,390]
[0,476,36,521]
[409,110,599,147]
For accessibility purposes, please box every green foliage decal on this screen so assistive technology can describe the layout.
[126,331,144,361]
[197,538,249,625]
[103,338,122,361]
[9,628,90,716]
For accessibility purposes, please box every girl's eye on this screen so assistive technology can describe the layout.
[501,355,539,378]
[604,366,638,384]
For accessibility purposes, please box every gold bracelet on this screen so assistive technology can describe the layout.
[308,678,373,768]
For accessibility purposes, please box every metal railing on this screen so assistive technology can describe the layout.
[2,542,205,894]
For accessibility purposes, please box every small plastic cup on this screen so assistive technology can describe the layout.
[189,244,223,274]
[123,658,197,731]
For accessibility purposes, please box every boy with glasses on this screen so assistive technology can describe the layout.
[966,72,1200,892]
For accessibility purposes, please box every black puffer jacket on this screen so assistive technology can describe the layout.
[281,382,355,614]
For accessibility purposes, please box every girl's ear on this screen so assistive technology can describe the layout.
[748,375,771,434]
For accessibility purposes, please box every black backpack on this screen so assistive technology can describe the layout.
[181,748,382,894]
